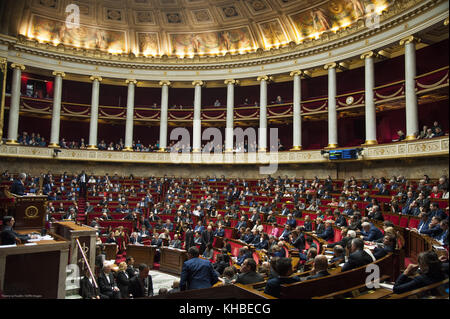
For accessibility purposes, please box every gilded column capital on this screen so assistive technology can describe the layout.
[192,80,204,87]
[324,62,337,70]
[360,51,375,60]
[444,17,449,26]
[52,71,66,78]
[89,75,103,82]
[399,36,420,46]
[289,70,303,77]
[125,79,137,85]
[11,63,25,71]
[257,75,270,82]
[159,80,171,87]
[224,79,239,85]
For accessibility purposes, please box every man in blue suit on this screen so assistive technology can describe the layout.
[360,222,384,242]
[316,220,334,241]
[180,247,219,291]
[285,214,297,229]
[10,173,26,196]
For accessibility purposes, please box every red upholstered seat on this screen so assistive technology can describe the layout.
[399,215,409,228]
[390,214,400,225]
[408,217,420,229]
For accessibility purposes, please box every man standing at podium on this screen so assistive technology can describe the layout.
[10,173,26,196]
[77,170,88,199]
[1,216,30,245]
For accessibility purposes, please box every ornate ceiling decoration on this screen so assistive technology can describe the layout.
[12,0,392,57]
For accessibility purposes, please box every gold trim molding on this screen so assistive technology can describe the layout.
[0,137,448,165]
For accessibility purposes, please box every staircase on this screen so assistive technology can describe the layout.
[77,197,86,224]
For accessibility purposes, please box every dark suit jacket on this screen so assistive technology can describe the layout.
[306,270,330,280]
[303,221,313,232]
[373,245,394,260]
[361,226,384,241]
[327,236,352,249]
[97,272,119,298]
[80,276,98,299]
[264,276,301,298]
[180,257,219,291]
[116,271,130,298]
[201,231,214,248]
[126,265,138,278]
[1,226,28,245]
[393,272,446,294]
[235,271,264,285]
[10,179,25,196]
[341,249,374,272]
[317,226,334,241]
[129,275,154,298]
[184,230,195,250]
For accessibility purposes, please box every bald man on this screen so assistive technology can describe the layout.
[305,255,330,280]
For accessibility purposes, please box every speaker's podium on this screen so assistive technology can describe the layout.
[0,186,71,299]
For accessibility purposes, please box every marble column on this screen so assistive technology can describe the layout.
[6,63,25,144]
[88,75,102,149]
[158,80,171,151]
[324,62,338,148]
[400,36,419,140]
[361,51,377,145]
[49,71,65,148]
[124,79,137,151]
[224,79,239,152]
[192,80,204,152]
[290,70,303,150]
[257,75,269,152]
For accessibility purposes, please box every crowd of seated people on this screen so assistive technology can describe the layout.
[17,131,47,147]
[2,171,448,298]
[394,121,446,142]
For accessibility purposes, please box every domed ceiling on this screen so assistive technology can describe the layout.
[9,0,391,57]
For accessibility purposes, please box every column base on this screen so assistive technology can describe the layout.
[87,145,98,150]
[224,148,234,153]
[48,143,60,148]
[405,135,416,141]
[157,148,166,152]
[258,148,267,152]
[325,144,338,149]
[5,140,19,145]
[192,148,202,153]
[122,147,133,152]
[290,146,302,151]
[362,140,378,146]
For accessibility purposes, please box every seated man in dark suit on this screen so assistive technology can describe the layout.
[97,262,121,299]
[129,263,154,297]
[316,220,334,241]
[303,215,313,232]
[10,173,26,196]
[264,257,300,298]
[233,258,264,285]
[341,238,374,272]
[325,228,356,249]
[393,251,446,294]
[235,247,252,266]
[180,247,219,291]
[80,267,101,299]
[373,234,396,260]
[420,216,444,238]
[126,256,139,278]
[329,245,346,264]
[360,222,384,242]
[305,255,330,280]
[285,214,297,229]
[1,216,30,245]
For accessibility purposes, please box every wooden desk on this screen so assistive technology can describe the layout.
[352,288,393,299]
[159,247,187,275]
[126,244,156,269]
[0,237,70,299]
[53,221,97,272]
